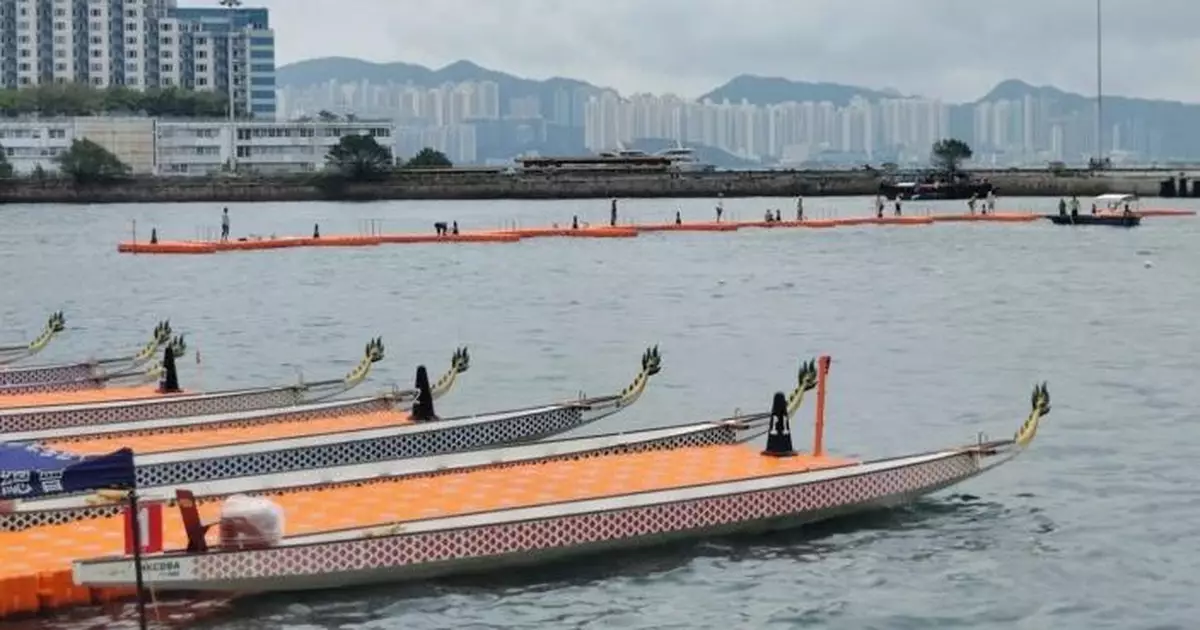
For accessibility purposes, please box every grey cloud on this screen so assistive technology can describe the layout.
[260,0,1200,102]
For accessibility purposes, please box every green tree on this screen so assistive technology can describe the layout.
[930,138,972,174]
[0,84,230,118]
[55,138,131,185]
[0,147,12,179]
[403,147,453,169]
[325,133,393,181]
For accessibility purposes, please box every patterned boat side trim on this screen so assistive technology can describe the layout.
[0,363,94,387]
[0,388,302,434]
[2,422,743,532]
[163,452,982,586]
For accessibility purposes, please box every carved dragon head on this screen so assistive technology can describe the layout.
[450,346,470,374]
[365,337,385,363]
[152,320,173,346]
[167,334,187,359]
[24,311,67,354]
[429,346,471,400]
[641,345,662,376]
[784,359,819,417]
[1015,382,1051,448]
[616,345,663,404]
[48,311,66,333]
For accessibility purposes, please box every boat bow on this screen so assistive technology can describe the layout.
[569,345,663,414]
[0,312,66,365]
[428,347,470,400]
[294,337,386,401]
[100,320,175,371]
[965,382,1051,469]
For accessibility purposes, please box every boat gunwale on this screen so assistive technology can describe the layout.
[2,394,395,444]
[0,383,301,416]
[12,416,761,514]
[132,402,574,461]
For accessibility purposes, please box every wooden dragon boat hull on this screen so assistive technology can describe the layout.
[0,321,178,391]
[0,338,390,434]
[71,366,1050,598]
[74,448,1000,594]
[1,346,658,530]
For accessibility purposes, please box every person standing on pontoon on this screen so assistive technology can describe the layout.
[1069,195,1080,217]
[715,194,725,222]
[986,190,996,214]
[796,196,804,221]
[675,210,682,225]
[220,207,230,242]
[610,198,618,227]
[893,199,902,216]
[875,195,885,218]
[967,194,978,215]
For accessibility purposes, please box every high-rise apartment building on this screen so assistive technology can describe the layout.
[0,0,276,119]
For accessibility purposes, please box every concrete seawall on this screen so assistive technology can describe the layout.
[0,169,1195,204]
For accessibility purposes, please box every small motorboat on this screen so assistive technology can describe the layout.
[1045,193,1141,227]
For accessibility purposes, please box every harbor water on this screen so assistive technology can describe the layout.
[1,196,1197,630]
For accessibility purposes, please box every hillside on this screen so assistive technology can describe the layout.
[277,58,1200,160]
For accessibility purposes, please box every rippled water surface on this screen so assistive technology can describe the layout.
[1,196,1198,630]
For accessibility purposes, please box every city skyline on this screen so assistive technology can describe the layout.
[253,0,1200,105]
[277,77,1143,167]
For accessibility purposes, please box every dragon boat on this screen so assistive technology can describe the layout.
[0,346,661,531]
[0,312,66,367]
[0,321,185,395]
[0,338,387,435]
[65,356,1050,604]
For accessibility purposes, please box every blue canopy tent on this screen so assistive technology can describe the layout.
[0,443,135,499]
[0,442,148,629]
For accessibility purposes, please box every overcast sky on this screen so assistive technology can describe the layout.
[255,0,1200,103]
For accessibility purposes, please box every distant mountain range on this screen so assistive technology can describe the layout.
[278,58,1200,163]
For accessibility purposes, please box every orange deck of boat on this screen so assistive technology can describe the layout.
[0,386,168,409]
[46,409,413,455]
[0,444,856,615]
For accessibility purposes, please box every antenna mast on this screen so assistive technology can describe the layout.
[1095,0,1103,164]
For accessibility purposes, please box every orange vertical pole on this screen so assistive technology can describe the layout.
[813,355,831,457]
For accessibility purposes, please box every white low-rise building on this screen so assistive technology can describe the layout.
[157,119,394,176]
[0,117,395,176]
[0,117,156,175]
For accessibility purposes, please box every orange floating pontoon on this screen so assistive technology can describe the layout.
[117,241,216,255]
[1139,208,1198,217]
[295,235,383,247]
[931,213,1041,223]
[738,219,839,229]
[566,226,637,238]
[512,226,638,239]
[636,222,740,233]
[378,232,521,244]
[831,216,934,226]
[210,237,307,251]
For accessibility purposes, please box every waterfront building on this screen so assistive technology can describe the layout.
[0,0,276,118]
[0,116,394,176]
